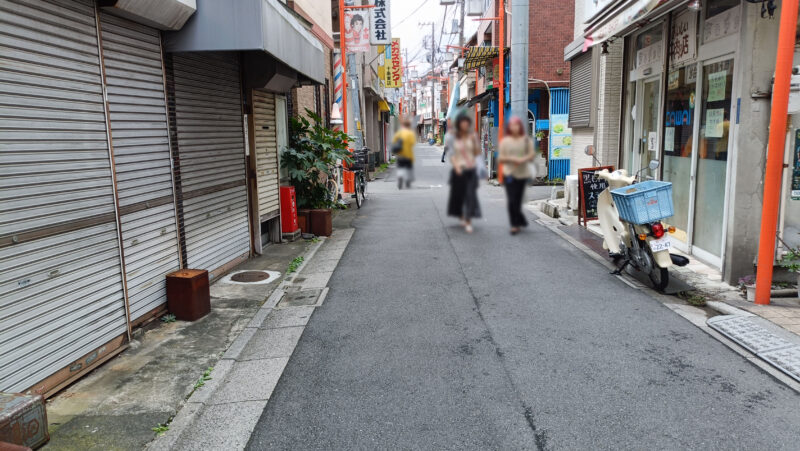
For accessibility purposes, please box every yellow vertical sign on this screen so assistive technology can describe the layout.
[385,38,402,88]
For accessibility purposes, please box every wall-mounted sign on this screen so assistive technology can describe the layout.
[370,0,391,45]
[636,42,662,69]
[703,5,740,44]
[345,9,370,53]
[385,38,402,88]
[549,114,573,159]
[792,129,800,199]
[669,10,696,66]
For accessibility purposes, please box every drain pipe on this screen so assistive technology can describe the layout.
[755,0,800,305]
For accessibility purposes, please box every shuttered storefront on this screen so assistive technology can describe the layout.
[252,89,280,221]
[568,49,593,128]
[169,53,250,273]
[99,12,181,322]
[0,0,129,393]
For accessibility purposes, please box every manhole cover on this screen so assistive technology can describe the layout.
[231,271,272,283]
[279,288,323,307]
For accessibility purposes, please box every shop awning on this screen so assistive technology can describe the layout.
[467,87,497,107]
[378,100,390,112]
[582,0,675,49]
[463,46,509,71]
[165,0,324,84]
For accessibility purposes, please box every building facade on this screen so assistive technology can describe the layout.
[1,0,326,396]
[566,0,800,284]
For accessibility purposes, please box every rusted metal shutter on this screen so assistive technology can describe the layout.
[252,89,280,220]
[0,0,128,393]
[169,52,250,273]
[99,12,181,322]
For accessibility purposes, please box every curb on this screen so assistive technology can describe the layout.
[146,232,351,450]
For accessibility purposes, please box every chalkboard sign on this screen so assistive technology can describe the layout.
[578,166,614,226]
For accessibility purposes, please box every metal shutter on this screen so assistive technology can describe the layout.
[99,12,180,322]
[569,50,593,128]
[252,89,280,220]
[0,0,128,392]
[170,53,250,272]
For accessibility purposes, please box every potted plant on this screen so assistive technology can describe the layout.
[738,275,756,302]
[778,247,800,298]
[535,130,546,142]
[281,110,352,236]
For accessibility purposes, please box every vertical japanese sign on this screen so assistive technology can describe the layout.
[383,38,402,88]
[370,0,391,45]
[668,10,696,66]
[345,10,370,53]
[792,129,800,200]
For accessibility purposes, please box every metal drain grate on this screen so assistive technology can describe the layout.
[279,288,323,307]
[231,271,273,283]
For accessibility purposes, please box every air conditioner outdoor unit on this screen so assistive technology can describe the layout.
[466,0,484,16]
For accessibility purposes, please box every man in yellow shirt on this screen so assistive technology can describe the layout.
[392,117,416,189]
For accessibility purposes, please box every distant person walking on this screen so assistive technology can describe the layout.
[447,114,481,233]
[498,116,536,234]
[392,117,416,190]
[441,118,454,163]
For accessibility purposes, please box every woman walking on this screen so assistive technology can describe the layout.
[498,116,536,235]
[447,114,482,233]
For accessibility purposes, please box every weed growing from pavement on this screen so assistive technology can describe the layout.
[193,367,213,390]
[152,423,169,436]
[160,313,176,323]
[288,256,304,273]
[678,291,707,307]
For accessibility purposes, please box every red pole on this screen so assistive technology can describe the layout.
[338,0,348,136]
[755,0,800,305]
[497,2,505,183]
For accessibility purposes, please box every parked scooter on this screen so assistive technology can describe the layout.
[596,160,688,291]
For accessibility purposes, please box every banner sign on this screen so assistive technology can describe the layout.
[668,10,696,67]
[370,0,391,45]
[345,9,370,53]
[383,38,402,88]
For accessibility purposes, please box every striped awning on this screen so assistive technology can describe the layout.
[463,46,509,70]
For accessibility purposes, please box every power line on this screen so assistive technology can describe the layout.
[394,0,429,28]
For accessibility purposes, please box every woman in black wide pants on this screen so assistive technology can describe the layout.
[447,114,481,233]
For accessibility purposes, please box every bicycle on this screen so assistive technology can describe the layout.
[348,148,369,209]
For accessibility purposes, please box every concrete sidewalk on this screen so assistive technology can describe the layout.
[146,228,354,450]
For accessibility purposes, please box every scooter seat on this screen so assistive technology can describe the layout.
[670,253,690,267]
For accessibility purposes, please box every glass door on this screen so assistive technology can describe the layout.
[633,76,662,180]
[662,65,697,246]
[692,58,734,260]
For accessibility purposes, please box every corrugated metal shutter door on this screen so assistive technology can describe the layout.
[99,12,180,321]
[252,89,280,220]
[0,0,128,392]
[569,50,592,128]
[171,53,249,272]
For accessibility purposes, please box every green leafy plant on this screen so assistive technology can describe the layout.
[535,130,546,140]
[288,256,304,273]
[153,423,169,436]
[779,248,800,273]
[281,110,353,209]
[193,367,214,390]
[160,313,176,323]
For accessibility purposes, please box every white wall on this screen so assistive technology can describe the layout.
[294,0,332,36]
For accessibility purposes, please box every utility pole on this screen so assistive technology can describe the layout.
[510,0,529,126]
[458,0,465,48]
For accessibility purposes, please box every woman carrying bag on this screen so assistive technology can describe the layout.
[498,116,536,235]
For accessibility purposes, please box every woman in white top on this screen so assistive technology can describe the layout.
[447,114,482,233]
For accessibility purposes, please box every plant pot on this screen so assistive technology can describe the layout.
[309,208,332,237]
[297,209,311,234]
[745,284,756,302]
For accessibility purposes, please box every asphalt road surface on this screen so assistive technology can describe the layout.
[247,145,800,450]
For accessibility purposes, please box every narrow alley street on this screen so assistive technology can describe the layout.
[244,146,800,449]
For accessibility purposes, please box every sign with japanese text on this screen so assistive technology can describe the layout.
[578,166,614,226]
[345,9,370,53]
[668,10,696,66]
[370,0,391,45]
[384,38,402,88]
[792,129,800,199]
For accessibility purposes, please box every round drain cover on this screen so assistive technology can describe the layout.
[230,271,272,283]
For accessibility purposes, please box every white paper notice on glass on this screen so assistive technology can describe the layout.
[648,131,658,151]
[664,127,675,152]
[707,71,727,102]
[705,108,725,138]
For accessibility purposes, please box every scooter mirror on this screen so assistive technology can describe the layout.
[649,159,660,171]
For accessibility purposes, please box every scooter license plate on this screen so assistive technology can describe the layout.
[649,237,672,252]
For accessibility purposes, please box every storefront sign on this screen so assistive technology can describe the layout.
[370,0,391,45]
[636,42,662,69]
[705,108,725,138]
[381,39,402,88]
[664,127,675,152]
[707,71,727,102]
[668,10,696,66]
[703,5,740,44]
[791,129,800,199]
[549,114,573,159]
[345,10,370,53]
[668,70,680,90]
[647,131,658,151]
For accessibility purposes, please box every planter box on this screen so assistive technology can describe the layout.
[297,209,311,234]
[166,269,210,321]
[309,209,332,237]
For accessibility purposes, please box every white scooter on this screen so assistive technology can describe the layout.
[596,160,688,291]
